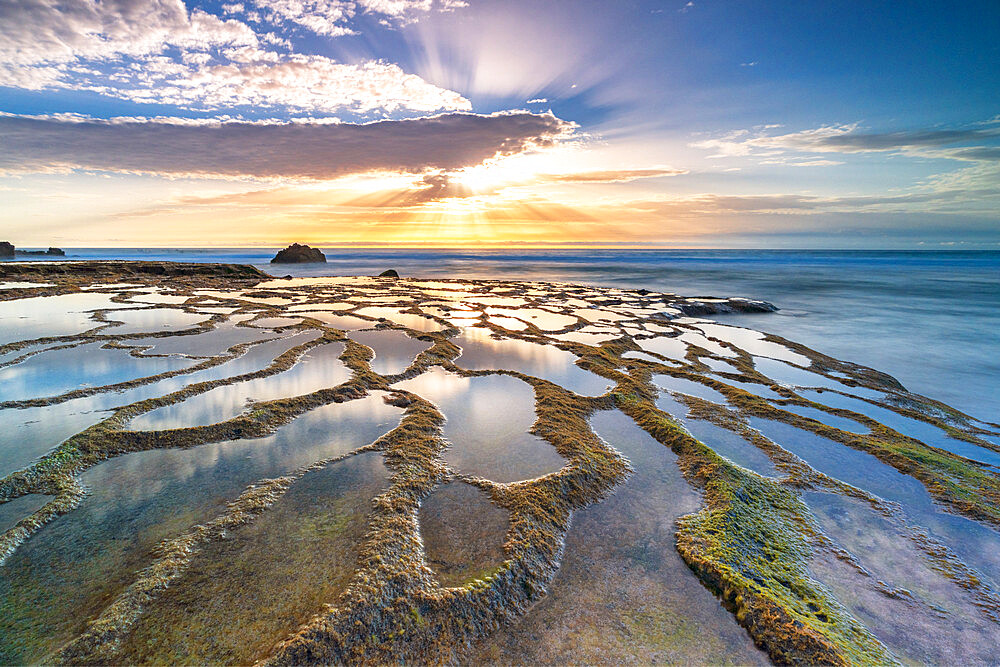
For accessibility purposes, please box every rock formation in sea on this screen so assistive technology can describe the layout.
[378,269,400,278]
[0,242,65,258]
[676,297,777,315]
[270,243,327,263]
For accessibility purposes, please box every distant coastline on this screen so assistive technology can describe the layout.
[0,241,65,259]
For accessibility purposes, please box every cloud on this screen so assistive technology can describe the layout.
[632,189,1000,217]
[0,111,576,180]
[776,126,1000,155]
[0,0,258,68]
[692,121,1000,162]
[0,0,471,115]
[226,0,464,37]
[85,55,472,113]
[534,168,687,183]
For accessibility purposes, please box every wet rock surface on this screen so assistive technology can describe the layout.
[0,262,998,665]
[420,481,509,587]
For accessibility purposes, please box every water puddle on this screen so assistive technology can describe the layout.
[125,292,190,305]
[485,307,577,331]
[1,335,313,476]
[0,292,126,344]
[0,282,55,290]
[695,323,810,365]
[754,357,846,391]
[777,404,871,434]
[0,341,63,366]
[125,321,276,357]
[447,317,482,328]
[749,417,931,509]
[249,316,304,328]
[469,410,767,664]
[0,493,51,532]
[549,329,620,345]
[115,452,390,665]
[453,329,612,397]
[348,329,432,376]
[353,307,444,332]
[654,392,777,477]
[287,302,354,312]
[486,315,528,331]
[746,417,1000,585]
[0,396,401,664]
[395,368,564,482]
[102,308,207,334]
[637,335,690,361]
[571,308,633,324]
[702,358,740,373]
[0,341,196,401]
[654,374,728,405]
[727,378,787,399]
[420,481,509,587]
[131,341,349,429]
[0,403,120,477]
[803,491,1000,664]
[799,391,1000,467]
[678,332,737,358]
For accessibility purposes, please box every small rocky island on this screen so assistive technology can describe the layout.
[270,243,326,263]
[1,241,65,258]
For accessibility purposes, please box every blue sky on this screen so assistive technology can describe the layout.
[1,0,998,247]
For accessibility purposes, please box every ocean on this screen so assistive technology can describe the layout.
[13,248,1000,419]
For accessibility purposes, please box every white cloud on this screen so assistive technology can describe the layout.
[0,0,472,115]
[242,0,462,37]
[0,0,258,69]
[70,54,471,113]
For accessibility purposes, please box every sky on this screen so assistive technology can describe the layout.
[0,0,998,248]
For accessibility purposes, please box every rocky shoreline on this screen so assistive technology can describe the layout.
[1,261,998,666]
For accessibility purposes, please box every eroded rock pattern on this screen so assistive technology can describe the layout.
[0,264,999,665]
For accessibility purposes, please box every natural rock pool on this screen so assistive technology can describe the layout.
[0,262,998,664]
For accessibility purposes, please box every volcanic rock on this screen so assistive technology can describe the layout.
[0,242,13,258]
[676,298,778,316]
[271,244,327,264]
[378,269,400,278]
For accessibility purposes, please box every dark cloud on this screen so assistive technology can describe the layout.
[942,146,1000,161]
[0,112,575,179]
